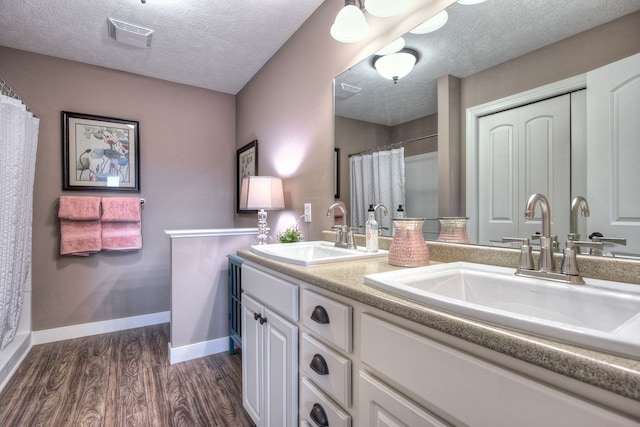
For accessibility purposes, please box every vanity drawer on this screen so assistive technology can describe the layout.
[300,376,351,427]
[302,289,352,353]
[301,333,352,408]
[360,313,637,427]
[242,264,299,321]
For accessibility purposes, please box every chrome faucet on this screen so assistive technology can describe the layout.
[326,203,356,249]
[569,196,589,241]
[525,193,555,272]
[505,193,603,285]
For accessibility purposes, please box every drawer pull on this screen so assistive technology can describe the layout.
[310,403,329,427]
[311,305,330,324]
[310,354,329,376]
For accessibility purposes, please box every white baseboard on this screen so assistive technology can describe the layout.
[0,332,31,393]
[169,336,229,364]
[32,311,171,345]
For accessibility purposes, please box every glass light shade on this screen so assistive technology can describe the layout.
[364,0,411,17]
[374,51,417,81]
[239,176,285,210]
[330,4,369,43]
[457,0,488,5]
[410,10,448,34]
[375,37,405,56]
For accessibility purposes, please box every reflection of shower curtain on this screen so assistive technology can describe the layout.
[0,94,39,350]
[350,147,405,235]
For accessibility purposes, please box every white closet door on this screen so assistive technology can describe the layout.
[518,95,571,242]
[478,95,571,246]
[587,53,640,257]
[478,109,519,245]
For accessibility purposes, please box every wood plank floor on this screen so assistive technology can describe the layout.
[0,323,255,427]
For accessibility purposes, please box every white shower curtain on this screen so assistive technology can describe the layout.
[350,147,405,235]
[0,94,39,350]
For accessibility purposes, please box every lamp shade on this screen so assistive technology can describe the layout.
[239,176,285,210]
[330,3,369,43]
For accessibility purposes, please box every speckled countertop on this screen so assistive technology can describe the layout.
[237,237,640,402]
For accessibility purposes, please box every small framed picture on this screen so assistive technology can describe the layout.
[62,111,140,192]
[334,147,341,199]
[236,139,258,213]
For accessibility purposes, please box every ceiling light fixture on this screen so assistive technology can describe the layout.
[107,18,154,48]
[373,48,418,84]
[410,10,449,34]
[331,0,411,43]
[330,1,369,43]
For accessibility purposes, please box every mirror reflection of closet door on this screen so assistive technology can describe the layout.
[478,95,571,246]
[587,53,640,257]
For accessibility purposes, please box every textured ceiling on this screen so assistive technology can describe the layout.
[0,0,325,95]
[335,0,640,126]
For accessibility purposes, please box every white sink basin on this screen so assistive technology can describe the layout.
[250,241,388,266]
[364,262,640,359]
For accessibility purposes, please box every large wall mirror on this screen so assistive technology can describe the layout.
[334,0,640,258]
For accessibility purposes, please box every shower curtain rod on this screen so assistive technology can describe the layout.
[0,77,35,115]
[348,132,438,157]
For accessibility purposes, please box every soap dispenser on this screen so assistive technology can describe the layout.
[365,205,379,253]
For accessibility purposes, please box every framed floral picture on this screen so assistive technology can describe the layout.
[62,111,140,191]
[236,139,258,213]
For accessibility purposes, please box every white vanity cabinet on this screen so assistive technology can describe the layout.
[241,264,299,427]
[239,258,639,426]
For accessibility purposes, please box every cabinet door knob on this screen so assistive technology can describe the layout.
[310,403,329,427]
[310,354,329,376]
[311,305,330,324]
[259,316,267,325]
[254,312,261,321]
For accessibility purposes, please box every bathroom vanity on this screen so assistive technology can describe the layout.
[238,241,640,426]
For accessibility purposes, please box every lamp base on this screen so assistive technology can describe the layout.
[256,209,273,245]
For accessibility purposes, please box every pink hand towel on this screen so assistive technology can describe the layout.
[101,197,143,251]
[60,219,102,256]
[58,196,101,220]
[101,222,142,251]
[101,197,141,222]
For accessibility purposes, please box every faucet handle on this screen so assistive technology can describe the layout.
[561,240,603,276]
[502,237,534,271]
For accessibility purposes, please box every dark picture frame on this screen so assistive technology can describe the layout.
[334,147,341,199]
[62,111,140,192]
[236,139,259,213]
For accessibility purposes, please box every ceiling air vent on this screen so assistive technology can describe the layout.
[336,82,362,100]
[108,18,154,48]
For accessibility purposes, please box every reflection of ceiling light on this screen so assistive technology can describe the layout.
[375,37,405,56]
[330,1,369,43]
[373,49,418,84]
[410,10,448,34]
[107,18,154,48]
[457,0,488,5]
[331,0,411,43]
[364,0,411,18]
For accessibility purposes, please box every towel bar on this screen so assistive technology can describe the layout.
[56,197,146,206]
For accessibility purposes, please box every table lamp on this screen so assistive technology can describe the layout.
[240,176,285,244]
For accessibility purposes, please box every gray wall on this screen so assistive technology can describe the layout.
[0,46,236,330]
